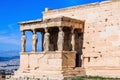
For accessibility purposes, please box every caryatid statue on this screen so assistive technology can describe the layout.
[21,31,26,52]
[32,30,38,52]
[57,27,64,51]
[71,29,75,51]
[43,28,50,51]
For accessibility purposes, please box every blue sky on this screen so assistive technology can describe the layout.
[0,0,106,57]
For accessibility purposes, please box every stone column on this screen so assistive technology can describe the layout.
[57,27,64,51]
[71,29,75,51]
[32,30,38,52]
[43,28,50,51]
[21,31,26,52]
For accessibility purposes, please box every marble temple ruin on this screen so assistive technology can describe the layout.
[13,0,120,80]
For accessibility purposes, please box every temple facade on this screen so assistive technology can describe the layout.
[13,0,120,79]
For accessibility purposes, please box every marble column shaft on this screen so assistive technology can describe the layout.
[57,27,64,51]
[71,29,75,51]
[21,31,26,52]
[32,30,38,52]
[43,28,50,51]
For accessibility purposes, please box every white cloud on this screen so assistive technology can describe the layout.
[0,35,20,45]
[8,23,16,30]
[0,23,21,45]
[8,24,14,29]
[0,31,7,35]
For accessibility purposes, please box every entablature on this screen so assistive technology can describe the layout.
[19,16,84,31]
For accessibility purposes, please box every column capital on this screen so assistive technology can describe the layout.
[58,27,63,31]
[44,28,48,33]
[71,28,75,33]
[32,29,36,34]
[21,31,25,35]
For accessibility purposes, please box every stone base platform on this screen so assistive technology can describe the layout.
[12,51,85,80]
[12,68,85,80]
[85,66,120,78]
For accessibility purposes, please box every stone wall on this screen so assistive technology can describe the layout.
[14,51,83,79]
[43,0,120,76]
